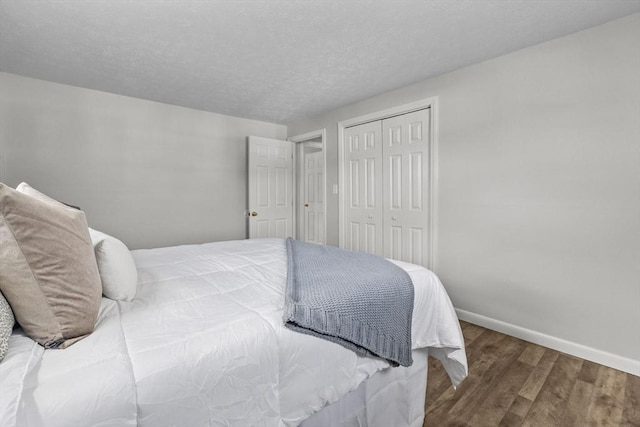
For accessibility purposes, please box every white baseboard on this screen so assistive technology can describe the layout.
[455,308,640,376]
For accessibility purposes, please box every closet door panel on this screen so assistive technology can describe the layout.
[344,121,383,256]
[382,109,430,265]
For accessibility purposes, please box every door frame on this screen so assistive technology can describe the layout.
[288,128,327,244]
[337,97,439,272]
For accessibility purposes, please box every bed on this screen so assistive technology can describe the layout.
[0,184,467,427]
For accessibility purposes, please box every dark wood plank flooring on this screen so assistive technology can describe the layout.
[424,321,640,426]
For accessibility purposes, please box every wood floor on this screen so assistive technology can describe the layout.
[424,321,640,426]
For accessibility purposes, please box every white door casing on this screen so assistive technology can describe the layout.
[343,121,384,255]
[247,136,293,239]
[382,109,431,265]
[303,149,325,244]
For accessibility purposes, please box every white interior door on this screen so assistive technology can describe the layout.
[303,149,325,244]
[248,136,293,239]
[382,109,431,265]
[343,121,384,255]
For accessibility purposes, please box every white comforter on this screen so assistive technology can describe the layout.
[0,238,466,427]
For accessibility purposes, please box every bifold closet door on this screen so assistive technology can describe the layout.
[382,109,430,266]
[343,121,384,255]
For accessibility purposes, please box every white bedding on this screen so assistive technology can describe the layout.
[0,238,466,426]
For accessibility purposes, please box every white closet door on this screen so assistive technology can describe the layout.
[343,121,384,255]
[382,109,431,265]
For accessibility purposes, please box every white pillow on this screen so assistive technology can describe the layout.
[88,228,138,302]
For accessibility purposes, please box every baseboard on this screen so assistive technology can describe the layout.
[455,308,640,376]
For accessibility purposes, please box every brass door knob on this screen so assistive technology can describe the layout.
[251,211,258,217]
[304,203,309,207]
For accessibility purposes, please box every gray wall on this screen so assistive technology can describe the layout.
[287,14,640,363]
[0,72,286,249]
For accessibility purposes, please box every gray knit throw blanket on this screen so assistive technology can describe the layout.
[283,238,414,367]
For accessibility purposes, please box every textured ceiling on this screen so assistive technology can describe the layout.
[1,1,639,124]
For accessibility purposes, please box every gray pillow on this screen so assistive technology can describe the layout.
[0,291,14,362]
[0,182,102,348]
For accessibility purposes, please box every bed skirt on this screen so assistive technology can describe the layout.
[301,348,429,427]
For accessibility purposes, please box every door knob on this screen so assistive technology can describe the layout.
[250,211,258,217]
[304,203,309,207]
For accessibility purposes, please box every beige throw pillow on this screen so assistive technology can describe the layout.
[16,184,139,302]
[0,183,101,348]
